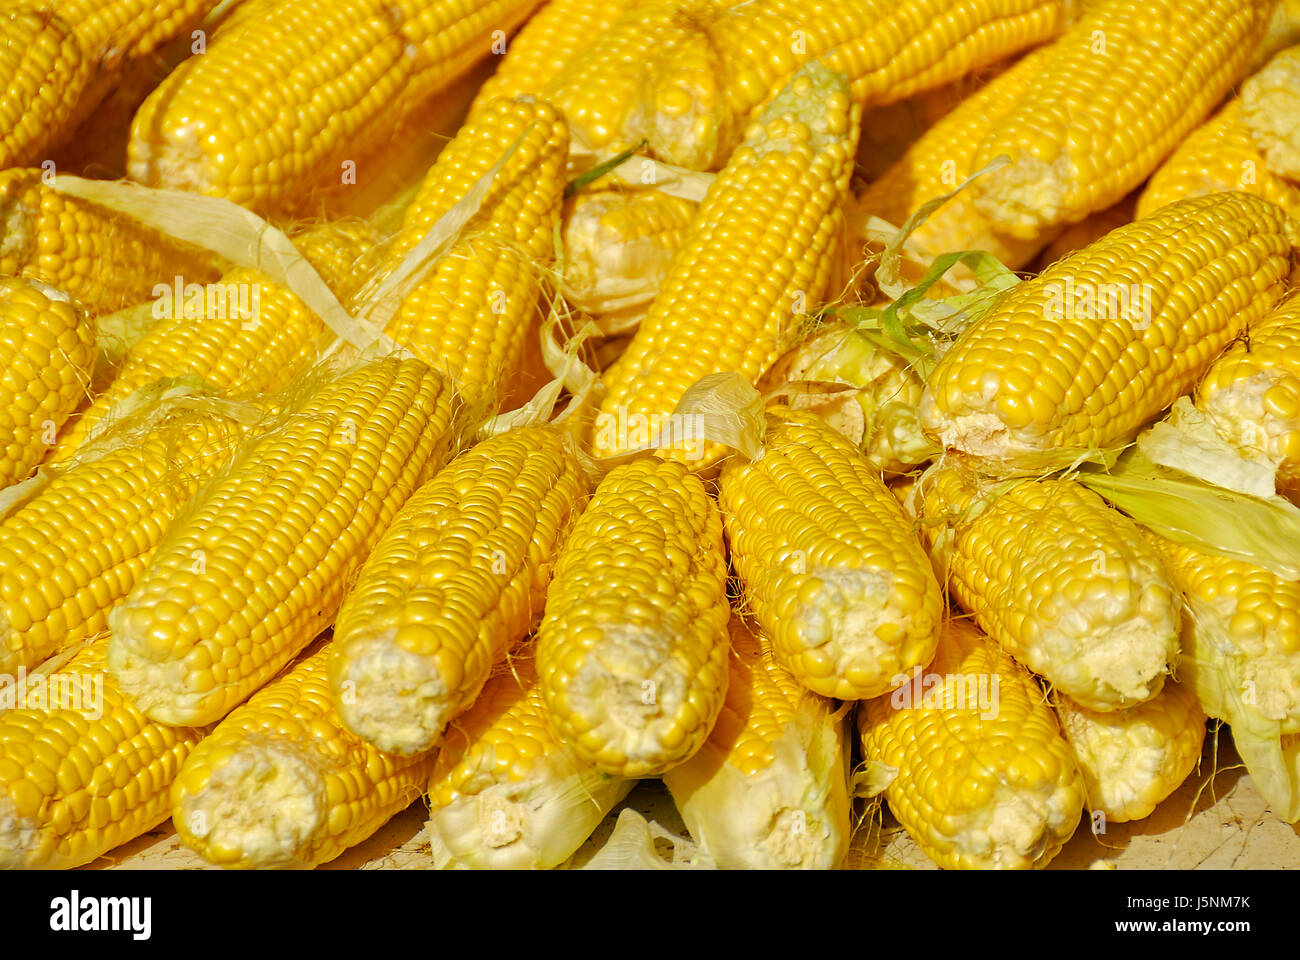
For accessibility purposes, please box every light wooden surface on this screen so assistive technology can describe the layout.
[84,733,1300,870]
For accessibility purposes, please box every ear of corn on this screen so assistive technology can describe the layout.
[468,0,636,117]
[858,619,1086,870]
[108,358,455,727]
[127,0,543,217]
[60,0,218,67]
[971,0,1277,237]
[425,653,633,869]
[0,638,210,869]
[329,426,588,756]
[1196,293,1300,492]
[0,168,219,315]
[718,406,943,700]
[921,192,1295,467]
[0,278,95,487]
[537,458,731,778]
[1242,44,1300,183]
[591,63,859,461]
[373,97,568,412]
[661,618,851,869]
[916,467,1181,711]
[1055,683,1205,824]
[0,399,255,677]
[49,219,378,461]
[172,643,434,869]
[1137,101,1300,221]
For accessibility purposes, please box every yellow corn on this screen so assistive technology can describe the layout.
[591,64,859,461]
[426,652,633,869]
[1036,194,1135,268]
[1196,293,1300,492]
[915,466,1181,711]
[718,407,942,700]
[662,618,851,869]
[971,0,1277,237]
[127,0,543,218]
[173,643,434,869]
[108,358,455,727]
[330,426,588,756]
[468,0,636,117]
[854,71,993,183]
[921,192,1295,467]
[1137,100,1300,221]
[858,619,1086,870]
[0,398,254,677]
[60,0,217,67]
[0,278,94,487]
[1242,44,1300,182]
[552,0,1076,170]
[561,188,699,320]
[0,168,219,315]
[537,458,731,778]
[370,97,567,412]
[849,46,1059,282]
[1055,683,1205,824]
[49,219,378,461]
[0,638,209,869]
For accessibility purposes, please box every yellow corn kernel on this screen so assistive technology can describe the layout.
[108,358,455,726]
[537,458,731,778]
[330,426,588,756]
[972,0,1277,237]
[859,619,1086,870]
[921,192,1294,467]
[719,407,943,700]
[0,638,209,869]
[1242,44,1300,182]
[173,643,433,869]
[662,618,851,869]
[915,465,1181,711]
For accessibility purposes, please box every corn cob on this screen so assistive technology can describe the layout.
[849,46,1058,281]
[561,188,699,319]
[1036,195,1135,268]
[0,278,95,487]
[971,0,1277,237]
[0,638,209,869]
[108,358,455,727]
[915,466,1181,711]
[921,192,1295,467]
[1196,293,1300,492]
[552,0,1076,170]
[718,407,942,700]
[173,643,434,868]
[0,168,219,315]
[330,426,588,756]
[1137,101,1300,222]
[537,458,730,778]
[0,398,254,677]
[1242,45,1300,183]
[1251,0,1300,73]
[60,0,218,67]
[1055,682,1205,824]
[858,619,1086,870]
[49,219,378,461]
[468,0,637,118]
[127,0,543,218]
[371,97,567,412]
[854,72,992,184]
[426,652,633,869]
[591,64,858,461]
[661,618,851,869]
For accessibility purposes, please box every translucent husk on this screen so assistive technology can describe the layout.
[578,808,708,870]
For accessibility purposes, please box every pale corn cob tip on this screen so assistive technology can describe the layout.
[173,646,434,869]
[426,655,633,870]
[918,468,1180,711]
[330,426,588,756]
[1242,44,1300,182]
[921,192,1294,465]
[1056,683,1206,824]
[537,458,731,778]
[859,619,1086,870]
[719,406,943,701]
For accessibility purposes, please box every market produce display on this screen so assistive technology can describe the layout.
[5,0,1300,872]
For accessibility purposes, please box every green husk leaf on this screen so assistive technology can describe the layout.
[564,142,647,198]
